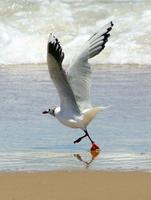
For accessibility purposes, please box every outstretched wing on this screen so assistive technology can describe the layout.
[47,34,80,114]
[67,21,114,111]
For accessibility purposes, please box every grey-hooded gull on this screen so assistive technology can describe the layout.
[43,21,114,148]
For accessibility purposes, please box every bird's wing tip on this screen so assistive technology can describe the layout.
[48,33,58,44]
[110,21,114,27]
[47,33,64,65]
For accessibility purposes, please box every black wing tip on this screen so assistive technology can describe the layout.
[99,23,113,52]
[110,21,114,27]
[103,21,114,40]
[48,34,64,65]
[88,21,113,42]
[106,21,114,33]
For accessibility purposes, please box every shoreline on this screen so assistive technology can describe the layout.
[0,170,151,200]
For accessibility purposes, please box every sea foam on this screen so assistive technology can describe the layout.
[0,0,151,65]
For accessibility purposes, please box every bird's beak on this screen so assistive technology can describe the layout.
[42,110,49,114]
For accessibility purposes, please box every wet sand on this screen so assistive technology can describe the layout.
[0,171,150,200]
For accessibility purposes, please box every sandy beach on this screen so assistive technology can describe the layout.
[0,171,150,200]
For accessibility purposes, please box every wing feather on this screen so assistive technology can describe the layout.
[67,21,114,111]
[47,34,80,114]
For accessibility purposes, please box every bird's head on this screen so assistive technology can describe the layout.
[42,107,56,117]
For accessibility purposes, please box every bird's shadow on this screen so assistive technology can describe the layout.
[74,149,100,169]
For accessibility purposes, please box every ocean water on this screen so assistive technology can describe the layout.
[0,0,151,171]
[0,0,151,65]
[0,64,151,171]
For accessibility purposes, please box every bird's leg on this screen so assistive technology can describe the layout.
[73,129,94,144]
[84,129,94,144]
[73,133,87,144]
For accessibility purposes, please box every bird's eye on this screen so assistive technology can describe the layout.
[49,109,50,111]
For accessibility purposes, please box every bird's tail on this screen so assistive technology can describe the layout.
[98,105,112,111]
[82,105,112,127]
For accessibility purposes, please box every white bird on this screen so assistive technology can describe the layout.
[43,21,114,146]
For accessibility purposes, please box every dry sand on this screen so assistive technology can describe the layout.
[0,171,151,200]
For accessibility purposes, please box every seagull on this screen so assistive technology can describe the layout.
[43,21,114,147]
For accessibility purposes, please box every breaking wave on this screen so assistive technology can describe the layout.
[0,0,151,65]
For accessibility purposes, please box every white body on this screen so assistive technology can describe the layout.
[55,106,103,130]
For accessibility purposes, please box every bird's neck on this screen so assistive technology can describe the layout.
[54,106,61,115]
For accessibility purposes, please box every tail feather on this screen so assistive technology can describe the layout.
[99,105,112,111]
[82,105,112,127]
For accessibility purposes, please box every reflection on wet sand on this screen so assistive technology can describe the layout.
[74,149,100,169]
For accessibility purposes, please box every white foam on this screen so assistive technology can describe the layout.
[0,151,150,172]
[0,0,151,65]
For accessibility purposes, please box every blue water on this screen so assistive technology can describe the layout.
[0,64,151,171]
